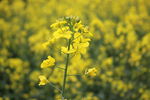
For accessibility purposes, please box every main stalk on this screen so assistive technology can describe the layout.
[62,39,71,98]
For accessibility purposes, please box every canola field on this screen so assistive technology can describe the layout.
[0,0,150,100]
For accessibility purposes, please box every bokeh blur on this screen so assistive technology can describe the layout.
[0,0,150,100]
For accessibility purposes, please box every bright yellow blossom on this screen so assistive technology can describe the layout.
[74,21,84,32]
[41,56,55,68]
[61,46,76,54]
[53,28,72,40]
[50,20,67,28]
[38,75,49,86]
[85,68,97,77]
[73,42,89,54]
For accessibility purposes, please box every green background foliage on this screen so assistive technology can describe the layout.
[0,0,150,100]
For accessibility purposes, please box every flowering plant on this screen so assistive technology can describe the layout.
[38,16,97,99]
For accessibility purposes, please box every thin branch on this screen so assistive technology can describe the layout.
[55,66,65,70]
[67,74,82,76]
[49,82,62,94]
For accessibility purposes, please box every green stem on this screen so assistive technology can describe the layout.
[55,66,65,70]
[67,74,82,76]
[62,39,71,98]
[49,82,62,94]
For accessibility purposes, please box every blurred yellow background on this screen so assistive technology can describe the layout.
[0,0,150,100]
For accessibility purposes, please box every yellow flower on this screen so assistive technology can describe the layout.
[61,45,76,54]
[41,56,55,68]
[38,75,49,86]
[73,42,89,54]
[62,31,72,39]
[85,68,97,77]
[50,20,67,28]
[53,29,72,40]
[53,30,63,39]
[74,21,84,32]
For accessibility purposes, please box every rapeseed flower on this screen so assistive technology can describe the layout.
[85,68,97,77]
[49,16,92,55]
[50,20,67,29]
[39,75,49,86]
[41,56,55,68]
[61,46,76,54]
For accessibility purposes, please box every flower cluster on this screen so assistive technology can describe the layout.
[41,56,55,68]
[48,16,93,55]
[38,17,96,88]
[39,56,55,85]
